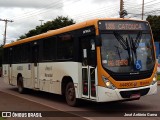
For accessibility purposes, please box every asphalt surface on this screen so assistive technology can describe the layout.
[0,78,160,120]
[0,79,88,120]
[0,91,88,120]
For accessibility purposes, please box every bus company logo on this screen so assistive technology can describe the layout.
[1,112,42,118]
[2,112,11,117]
[83,29,91,34]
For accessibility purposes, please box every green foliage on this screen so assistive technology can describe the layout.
[157,74,160,81]
[0,117,5,120]
[18,16,75,39]
[146,15,160,42]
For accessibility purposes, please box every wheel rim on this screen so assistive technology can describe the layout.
[67,87,75,101]
[66,83,76,105]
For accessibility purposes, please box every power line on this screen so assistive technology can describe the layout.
[124,0,159,11]
[11,0,63,20]
[124,0,160,19]
[12,0,80,21]
[13,0,119,23]
[73,4,119,21]
[5,0,160,23]
[12,0,120,23]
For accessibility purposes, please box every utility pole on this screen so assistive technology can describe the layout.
[0,19,13,45]
[119,0,127,18]
[120,0,124,18]
[142,0,144,20]
[39,20,44,26]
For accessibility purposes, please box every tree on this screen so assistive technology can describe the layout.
[146,15,160,42]
[19,16,75,39]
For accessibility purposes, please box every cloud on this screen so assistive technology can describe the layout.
[0,0,123,45]
[0,0,67,45]
[0,7,65,45]
[0,0,63,8]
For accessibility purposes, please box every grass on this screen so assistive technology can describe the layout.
[0,117,5,120]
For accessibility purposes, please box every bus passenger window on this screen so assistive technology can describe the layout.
[57,35,73,60]
[43,37,56,61]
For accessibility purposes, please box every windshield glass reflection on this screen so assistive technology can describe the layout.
[101,31,155,73]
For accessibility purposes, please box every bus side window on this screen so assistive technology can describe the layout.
[88,39,96,67]
[21,44,30,63]
[80,37,97,67]
[3,48,9,64]
[57,34,73,60]
[43,37,56,61]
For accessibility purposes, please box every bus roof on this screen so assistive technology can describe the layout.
[4,18,146,48]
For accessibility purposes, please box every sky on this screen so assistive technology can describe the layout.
[0,0,159,45]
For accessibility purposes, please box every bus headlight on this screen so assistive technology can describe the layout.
[151,74,157,85]
[102,76,116,90]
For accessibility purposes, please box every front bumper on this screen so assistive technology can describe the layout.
[97,82,157,102]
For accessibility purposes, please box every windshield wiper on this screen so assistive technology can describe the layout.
[114,46,122,60]
[113,31,143,70]
[113,31,129,50]
[130,31,142,49]
[113,31,131,64]
[130,31,142,60]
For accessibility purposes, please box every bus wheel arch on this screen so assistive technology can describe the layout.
[17,73,25,93]
[61,76,73,95]
[61,76,78,106]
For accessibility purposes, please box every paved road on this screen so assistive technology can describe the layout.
[0,78,160,120]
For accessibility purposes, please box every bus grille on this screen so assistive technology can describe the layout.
[111,72,152,81]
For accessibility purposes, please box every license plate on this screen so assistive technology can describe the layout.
[130,94,141,99]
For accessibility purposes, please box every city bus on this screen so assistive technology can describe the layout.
[2,18,157,106]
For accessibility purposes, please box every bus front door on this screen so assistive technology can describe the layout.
[32,44,39,89]
[81,37,97,100]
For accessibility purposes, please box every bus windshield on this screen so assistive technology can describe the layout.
[100,31,155,73]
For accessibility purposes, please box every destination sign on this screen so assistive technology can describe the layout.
[98,20,150,31]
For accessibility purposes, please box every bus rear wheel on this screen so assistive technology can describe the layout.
[17,76,25,93]
[65,82,78,106]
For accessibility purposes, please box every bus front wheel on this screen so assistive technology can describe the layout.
[65,82,78,106]
[17,76,25,94]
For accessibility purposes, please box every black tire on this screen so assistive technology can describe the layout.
[65,82,78,106]
[17,76,25,94]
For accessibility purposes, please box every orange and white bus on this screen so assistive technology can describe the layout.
[2,18,157,106]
